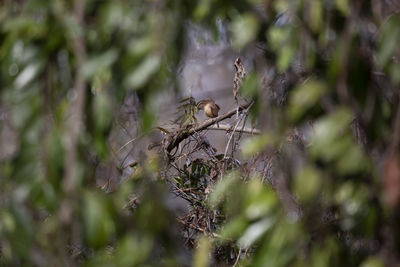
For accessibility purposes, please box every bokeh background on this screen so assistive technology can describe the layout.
[1,0,400,266]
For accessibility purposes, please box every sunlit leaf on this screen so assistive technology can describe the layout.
[231,13,259,50]
[389,61,400,85]
[335,0,349,16]
[377,15,400,68]
[114,234,153,266]
[140,102,156,133]
[245,179,277,219]
[335,143,368,175]
[241,72,258,98]
[209,171,240,208]
[277,45,295,71]
[289,79,327,121]
[254,221,302,267]
[294,166,322,203]
[127,36,155,57]
[310,0,323,33]
[7,203,34,259]
[193,236,211,267]
[311,238,339,267]
[124,55,160,89]
[310,108,353,161]
[0,211,16,233]
[100,3,126,32]
[241,133,278,158]
[267,26,297,71]
[83,191,115,247]
[193,1,210,21]
[14,62,43,89]
[93,91,112,130]
[238,217,275,248]
[360,257,384,267]
[220,216,248,240]
[82,50,118,80]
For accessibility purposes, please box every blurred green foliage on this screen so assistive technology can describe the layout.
[1,0,400,266]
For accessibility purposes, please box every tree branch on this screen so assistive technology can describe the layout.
[165,102,253,153]
[63,0,87,193]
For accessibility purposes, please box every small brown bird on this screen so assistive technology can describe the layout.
[197,99,220,118]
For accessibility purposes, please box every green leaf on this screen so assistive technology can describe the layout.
[389,60,400,85]
[310,108,369,174]
[360,257,384,267]
[124,55,160,89]
[83,191,115,247]
[14,61,43,90]
[267,26,297,71]
[335,0,350,16]
[334,181,354,205]
[245,179,277,220]
[193,1,211,21]
[114,234,153,266]
[277,45,295,71]
[310,0,323,33]
[220,216,248,240]
[140,103,156,133]
[82,50,118,80]
[7,203,34,259]
[208,171,240,208]
[100,3,126,33]
[231,13,259,50]
[294,166,322,203]
[377,15,400,68]
[268,27,291,50]
[92,90,112,133]
[238,217,275,248]
[310,108,353,161]
[289,79,327,121]
[193,236,211,267]
[127,36,155,57]
[254,221,302,267]
[241,72,258,98]
[335,142,368,175]
[241,133,278,158]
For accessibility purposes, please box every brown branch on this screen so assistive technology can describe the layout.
[165,102,253,153]
[63,0,87,194]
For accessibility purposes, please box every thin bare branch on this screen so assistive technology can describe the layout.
[207,123,260,134]
[224,114,245,159]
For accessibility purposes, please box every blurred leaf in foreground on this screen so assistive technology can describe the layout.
[289,79,327,121]
[83,191,115,248]
[231,13,259,50]
[193,236,211,267]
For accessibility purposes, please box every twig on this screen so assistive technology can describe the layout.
[207,123,260,134]
[176,217,231,241]
[224,103,253,159]
[224,114,245,159]
[233,247,243,267]
[116,136,139,153]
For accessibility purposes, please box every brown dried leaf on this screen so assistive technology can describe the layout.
[233,58,246,99]
[383,153,400,209]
